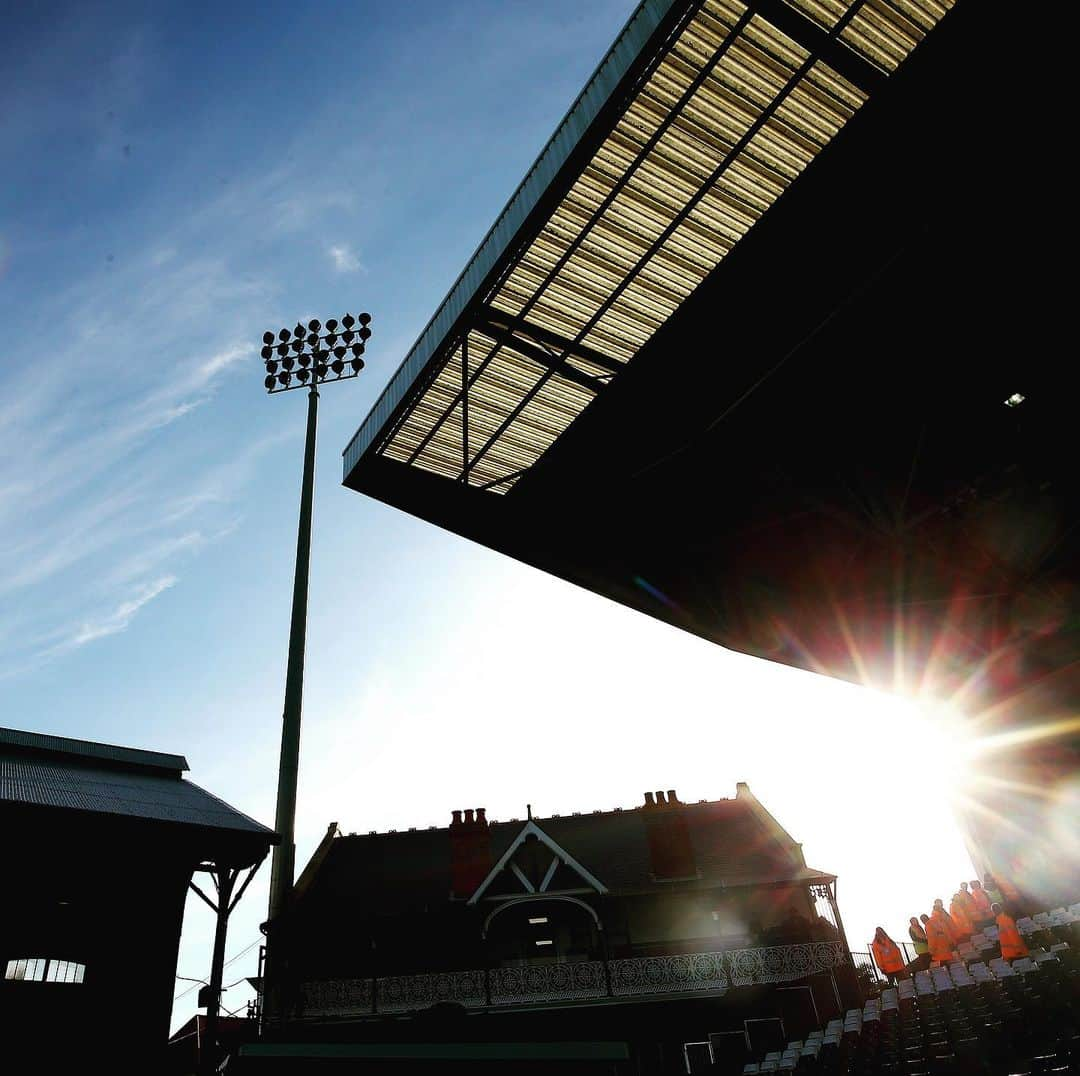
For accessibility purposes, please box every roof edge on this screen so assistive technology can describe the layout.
[342,0,684,478]
[0,725,188,774]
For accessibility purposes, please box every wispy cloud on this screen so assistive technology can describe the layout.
[66,574,176,648]
[328,243,362,273]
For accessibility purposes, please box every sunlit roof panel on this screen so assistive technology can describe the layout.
[352,0,955,492]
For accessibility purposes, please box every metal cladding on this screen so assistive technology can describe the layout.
[347,0,954,493]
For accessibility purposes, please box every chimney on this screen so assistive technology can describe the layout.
[643,791,656,807]
[643,788,696,880]
[450,807,492,899]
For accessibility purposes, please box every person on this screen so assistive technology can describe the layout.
[949,891,975,940]
[993,903,1029,961]
[908,916,931,970]
[871,927,906,983]
[955,882,978,923]
[932,899,962,946]
[982,872,1005,907]
[969,880,993,924]
[922,912,956,966]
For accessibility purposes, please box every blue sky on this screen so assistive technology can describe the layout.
[2,1,976,1033]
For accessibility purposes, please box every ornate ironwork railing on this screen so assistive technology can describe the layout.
[298,941,847,1018]
[490,959,607,1005]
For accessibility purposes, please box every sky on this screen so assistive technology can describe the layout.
[1,0,977,1034]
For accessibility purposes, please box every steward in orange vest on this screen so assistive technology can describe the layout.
[923,913,957,966]
[994,904,1029,961]
[949,893,975,939]
[932,900,962,945]
[871,927,906,980]
[955,884,978,923]
[969,880,993,922]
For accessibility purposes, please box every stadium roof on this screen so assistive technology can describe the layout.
[343,0,1073,679]
[345,0,953,492]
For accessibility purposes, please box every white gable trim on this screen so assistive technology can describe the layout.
[467,819,608,905]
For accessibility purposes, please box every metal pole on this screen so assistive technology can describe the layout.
[204,867,236,1075]
[265,381,319,1007]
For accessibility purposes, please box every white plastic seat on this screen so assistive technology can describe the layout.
[1050,942,1071,953]
[742,1065,759,1075]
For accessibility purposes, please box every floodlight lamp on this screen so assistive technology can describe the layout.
[331,359,344,375]
[297,369,310,383]
[333,346,346,359]
[298,353,311,368]
[291,339,303,353]
[359,327,372,341]
[358,312,371,326]
[351,343,364,357]
[263,331,275,346]
[277,371,290,386]
[326,333,338,348]
[342,330,354,344]
[264,374,275,390]
[265,359,278,374]
[342,313,355,329]
[308,319,321,333]
[315,363,328,378]
[326,319,338,332]
[282,356,295,371]
[306,332,318,347]
[261,346,273,360]
[293,324,305,339]
[276,343,289,357]
[350,358,364,372]
[278,329,291,342]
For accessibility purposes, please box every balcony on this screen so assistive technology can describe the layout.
[297,941,848,1018]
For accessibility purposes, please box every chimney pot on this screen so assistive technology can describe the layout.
[644,791,655,807]
[476,807,487,825]
[667,789,679,803]
[451,810,462,826]
[656,790,667,806]
[464,808,475,824]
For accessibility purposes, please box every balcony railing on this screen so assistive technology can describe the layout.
[297,941,847,1018]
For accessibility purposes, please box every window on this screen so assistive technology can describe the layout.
[4,958,85,984]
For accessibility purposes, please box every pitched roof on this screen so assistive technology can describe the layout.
[0,725,273,840]
[299,785,832,914]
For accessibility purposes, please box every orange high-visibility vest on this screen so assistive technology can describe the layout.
[924,917,957,965]
[996,913,1029,961]
[950,898,974,938]
[872,937,905,975]
[955,890,978,921]
[933,908,961,945]
[970,887,992,918]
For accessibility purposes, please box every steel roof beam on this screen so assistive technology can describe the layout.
[476,305,625,376]
[470,322,608,395]
[751,0,886,95]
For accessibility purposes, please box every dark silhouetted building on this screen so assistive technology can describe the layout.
[247,784,850,1070]
[0,726,275,1072]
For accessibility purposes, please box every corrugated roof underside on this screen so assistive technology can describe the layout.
[370,0,952,493]
[0,756,272,835]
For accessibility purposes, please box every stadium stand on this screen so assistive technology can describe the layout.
[687,903,1080,1075]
